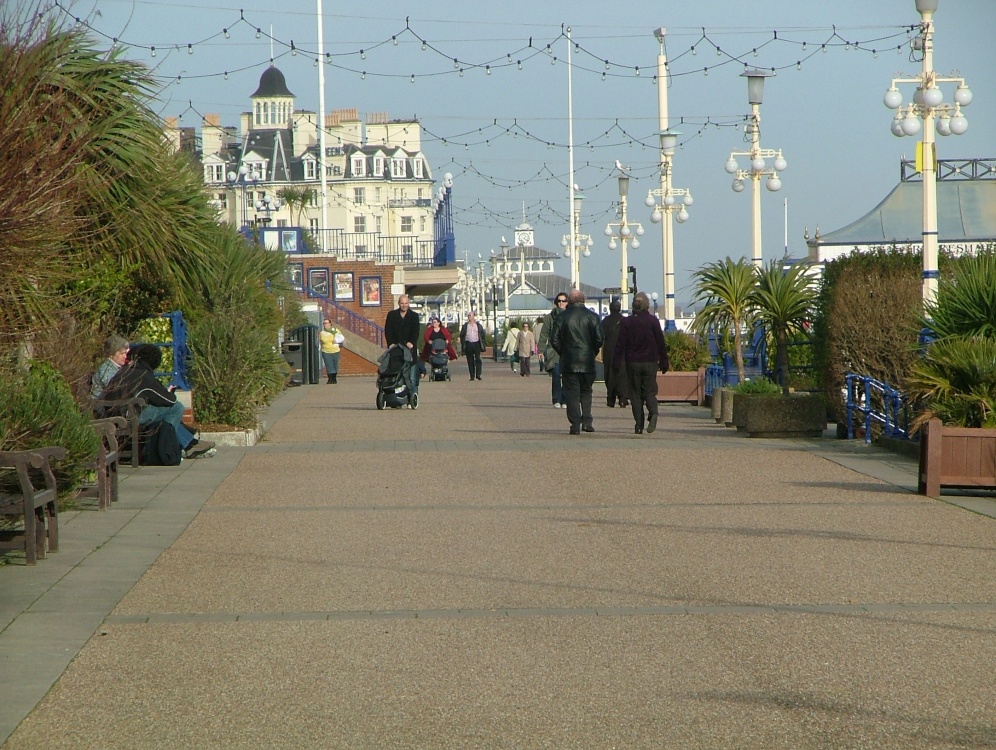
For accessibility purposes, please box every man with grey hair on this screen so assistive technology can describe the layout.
[551,289,603,434]
[613,291,669,434]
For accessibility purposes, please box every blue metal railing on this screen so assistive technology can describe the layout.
[845,372,911,444]
[148,311,191,390]
[304,285,387,348]
[704,353,766,396]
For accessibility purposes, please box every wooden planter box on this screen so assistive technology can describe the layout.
[656,367,705,406]
[734,393,826,438]
[918,418,996,497]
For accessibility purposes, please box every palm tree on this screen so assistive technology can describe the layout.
[906,335,996,430]
[749,260,817,394]
[277,186,317,228]
[922,250,996,339]
[690,257,756,382]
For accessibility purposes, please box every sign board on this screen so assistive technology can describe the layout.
[602,287,622,294]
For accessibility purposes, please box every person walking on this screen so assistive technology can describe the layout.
[551,290,603,434]
[516,322,535,377]
[614,292,670,434]
[319,318,343,384]
[532,317,545,371]
[600,300,630,408]
[459,312,487,381]
[501,323,520,373]
[384,294,421,396]
[537,294,568,408]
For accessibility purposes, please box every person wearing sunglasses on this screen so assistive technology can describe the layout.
[537,294,569,408]
[550,290,604,434]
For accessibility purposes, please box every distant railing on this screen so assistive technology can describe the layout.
[845,372,911,444]
[303,286,386,348]
[303,229,438,267]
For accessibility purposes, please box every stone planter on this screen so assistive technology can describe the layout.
[201,423,263,447]
[657,367,706,405]
[918,418,996,497]
[719,388,735,427]
[736,393,827,438]
[710,389,723,423]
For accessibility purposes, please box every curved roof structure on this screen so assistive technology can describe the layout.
[251,66,295,98]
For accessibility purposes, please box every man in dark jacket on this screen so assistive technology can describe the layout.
[613,292,670,434]
[384,294,421,395]
[551,290,604,434]
[537,293,569,408]
[600,299,630,409]
[459,312,487,381]
[103,344,216,458]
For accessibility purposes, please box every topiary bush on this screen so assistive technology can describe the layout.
[733,378,782,395]
[664,330,711,372]
[0,359,97,499]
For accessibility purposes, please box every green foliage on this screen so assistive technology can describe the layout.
[188,309,287,428]
[923,249,996,339]
[907,336,996,430]
[0,359,97,498]
[690,257,756,382]
[811,246,934,421]
[750,260,817,394]
[732,378,782,395]
[664,331,711,372]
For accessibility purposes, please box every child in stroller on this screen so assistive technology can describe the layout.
[376,344,420,410]
[428,338,451,381]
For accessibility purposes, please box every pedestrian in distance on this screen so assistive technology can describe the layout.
[600,299,630,408]
[614,292,670,434]
[319,318,343,384]
[502,323,520,373]
[459,312,487,381]
[516,322,535,377]
[551,289,604,434]
[537,294,568,408]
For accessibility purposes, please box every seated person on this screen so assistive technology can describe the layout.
[419,317,458,362]
[102,343,216,459]
[90,334,130,401]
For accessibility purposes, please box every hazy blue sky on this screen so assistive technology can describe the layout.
[56,0,995,307]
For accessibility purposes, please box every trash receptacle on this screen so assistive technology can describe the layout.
[282,341,304,385]
[289,324,321,384]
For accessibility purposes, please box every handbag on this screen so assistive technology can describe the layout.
[333,332,345,345]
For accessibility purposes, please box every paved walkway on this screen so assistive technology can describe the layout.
[2,360,994,749]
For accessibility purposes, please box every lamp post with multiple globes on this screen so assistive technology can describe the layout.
[604,169,644,312]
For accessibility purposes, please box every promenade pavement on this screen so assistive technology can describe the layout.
[1,359,994,749]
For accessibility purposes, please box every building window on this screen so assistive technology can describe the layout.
[374,157,385,176]
[391,158,407,179]
[402,244,413,262]
[310,218,319,232]
[401,216,414,233]
[304,160,316,180]
[419,216,426,232]
[354,215,366,233]
[217,193,228,208]
[351,156,366,177]
[204,164,224,182]
[375,216,382,233]
[413,159,424,178]
[354,187,365,205]
[375,187,382,202]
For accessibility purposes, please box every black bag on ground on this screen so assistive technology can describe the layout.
[140,421,182,466]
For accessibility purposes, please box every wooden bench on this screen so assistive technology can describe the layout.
[77,418,127,510]
[92,396,144,468]
[0,447,67,565]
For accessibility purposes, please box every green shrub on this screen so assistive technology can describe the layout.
[664,331,711,372]
[0,360,97,498]
[188,309,286,428]
[908,335,996,430]
[732,378,782,395]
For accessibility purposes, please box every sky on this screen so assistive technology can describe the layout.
[49,0,996,309]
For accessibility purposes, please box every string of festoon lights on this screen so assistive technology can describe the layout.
[50,1,917,87]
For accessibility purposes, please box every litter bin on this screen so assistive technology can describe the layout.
[289,324,321,384]
[282,340,304,385]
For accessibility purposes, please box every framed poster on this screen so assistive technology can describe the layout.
[308,268,329,298]
[360,276,381,307]
[333,272,354,302]
[281,229,300,253]
[287,263,303,291]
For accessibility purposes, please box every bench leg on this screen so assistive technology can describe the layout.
[46,500,58,553]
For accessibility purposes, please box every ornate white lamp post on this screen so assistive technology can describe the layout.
[604,168,644,312]
[561,188,593,289]
[647,132,692,332]
[226,164,261,230]
[724,70,787,268]
[254,193,282,227]
[884,0,973,306]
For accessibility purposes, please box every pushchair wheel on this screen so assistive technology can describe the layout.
[408,392,419,410]
[376,392,385,410]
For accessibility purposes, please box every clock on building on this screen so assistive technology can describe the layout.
[514,229,534,248]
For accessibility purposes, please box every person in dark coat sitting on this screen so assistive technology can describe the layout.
[384,294,421,395]
[613,292,670,435]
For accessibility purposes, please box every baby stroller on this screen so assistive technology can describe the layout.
[428,338,451,382]
[376,345,419,410]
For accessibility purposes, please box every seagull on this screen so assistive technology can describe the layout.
[501,236,507,244]
[615,159,625,172]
